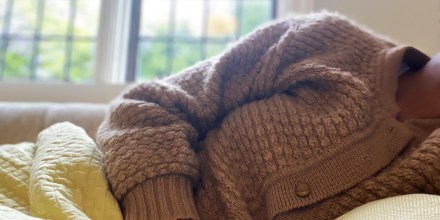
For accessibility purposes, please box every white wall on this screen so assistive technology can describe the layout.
[314,0,440,56]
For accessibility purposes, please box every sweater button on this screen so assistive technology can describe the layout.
[295,183,311,197]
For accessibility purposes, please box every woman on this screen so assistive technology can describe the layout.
[97,12,440,219]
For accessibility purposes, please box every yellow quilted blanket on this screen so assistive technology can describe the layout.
[0,122,122,220]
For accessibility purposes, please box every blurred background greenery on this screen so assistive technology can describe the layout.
[0,0,273,83]
[137,0,272,79]
[0,0,99,83]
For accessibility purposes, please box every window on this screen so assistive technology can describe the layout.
[0,0,101,83]
[132,0,276,81]
[0,0,278,84]
[0,0,311,102]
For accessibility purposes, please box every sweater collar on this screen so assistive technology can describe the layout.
[379,46,430,118]
[380,46,440,138]
[404,118,440,139]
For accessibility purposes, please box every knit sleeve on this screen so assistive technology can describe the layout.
[421,128,440,190]
[96,12,385,219]
[97,18,292,201]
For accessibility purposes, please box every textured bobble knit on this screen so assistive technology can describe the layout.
[97,12,440,220]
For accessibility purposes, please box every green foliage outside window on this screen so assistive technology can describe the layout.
[137,1,272,81]
[1,1,272,82]
[0,0,98,83]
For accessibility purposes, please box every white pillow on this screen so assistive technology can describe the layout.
[337,194,440,220]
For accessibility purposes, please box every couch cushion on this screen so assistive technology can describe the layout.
[0,102,107,144]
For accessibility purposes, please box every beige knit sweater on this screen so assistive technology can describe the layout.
[97,12,440,219]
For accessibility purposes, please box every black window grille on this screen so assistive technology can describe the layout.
[0,0,101,83]
[129,0,277,81]
[0,0,276,83]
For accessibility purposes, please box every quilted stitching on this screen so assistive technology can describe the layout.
[0,122,122,220]
[0,142,35,214]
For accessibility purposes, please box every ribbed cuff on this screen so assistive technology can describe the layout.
[121,175,199,220]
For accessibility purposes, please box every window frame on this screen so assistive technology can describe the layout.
[0,0,312,103]
[0,0,101,83]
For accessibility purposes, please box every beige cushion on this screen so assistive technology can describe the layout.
[337,194,440,219]
[0,102,107,144]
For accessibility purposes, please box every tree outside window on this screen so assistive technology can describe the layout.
[0,0,275,83]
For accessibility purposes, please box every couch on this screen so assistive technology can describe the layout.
[0,102,439,219]
[0,102,106,145]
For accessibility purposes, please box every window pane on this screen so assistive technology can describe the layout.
[0,0,6,31]
[9,0,38,36]
[240,0,272,36]
[75,0,101,37]
[1,0,100,83]
[135,0,274,81]
[207,0,236,39]
[70,41,95,83]
[137,41,168,79]
[175,0,203,38]
[3,40,32,79]
[172,42,200,74]
[41,0,69,36]
[140,0,170,36]
[37,41,65,80]
[207,42,229,58]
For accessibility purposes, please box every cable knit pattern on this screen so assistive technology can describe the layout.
[97,12,438,219]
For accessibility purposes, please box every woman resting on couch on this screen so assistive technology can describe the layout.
[97,12,440,219]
